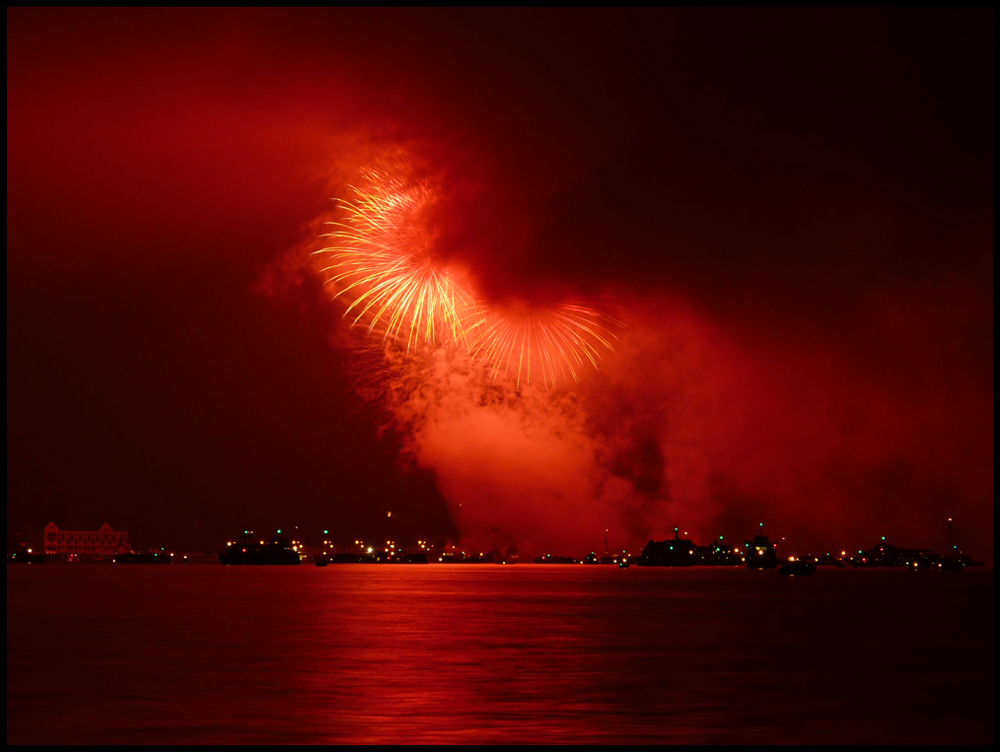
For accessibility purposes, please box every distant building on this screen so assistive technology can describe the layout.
[638,529,698,566]
[744,535,778,569]
[43,522,131,559]
[850,543,932,568]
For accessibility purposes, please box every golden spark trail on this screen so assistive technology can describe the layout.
[313,168,475,351]
[469,303,620,389]
[313,160,620,387]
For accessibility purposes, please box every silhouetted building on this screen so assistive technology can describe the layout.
[695,540,745,566]
[583,552,618,564]
[43,522,130,560]
[744,535,778,569]
[638,529,697,566]
[850,543,932,568]
[815,553,847,567]
[219,534,301,565]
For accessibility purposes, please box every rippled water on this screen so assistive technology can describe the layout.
[7,565,993,743]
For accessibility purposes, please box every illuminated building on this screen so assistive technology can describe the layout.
[43,522,131,560]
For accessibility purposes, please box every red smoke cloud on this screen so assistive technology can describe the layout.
[9,10,991,559]
[287,139,991,561]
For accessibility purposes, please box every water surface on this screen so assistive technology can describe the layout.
[7,565,993,743]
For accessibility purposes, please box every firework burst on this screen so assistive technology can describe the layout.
[313,167,476,351]
[313,159,619,387]
[469,303,619,389]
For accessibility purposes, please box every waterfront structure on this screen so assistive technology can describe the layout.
[219,534,301,565]
[638,529,698,566]
[850,543,930,567]
[695,540,745,566]
[744,535,779,569]
[43,522,131,559]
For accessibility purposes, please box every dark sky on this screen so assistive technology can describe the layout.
[7,9,993,556]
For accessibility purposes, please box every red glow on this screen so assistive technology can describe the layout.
[7,9,992,560]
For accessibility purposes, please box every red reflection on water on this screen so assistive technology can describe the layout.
[7,566,993,743]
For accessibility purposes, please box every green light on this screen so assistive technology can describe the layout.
[277,529,282,534]
[324,530,329,535]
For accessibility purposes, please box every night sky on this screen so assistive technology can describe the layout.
[7,9,993,558]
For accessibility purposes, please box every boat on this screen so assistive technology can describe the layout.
[779,559,816,576]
